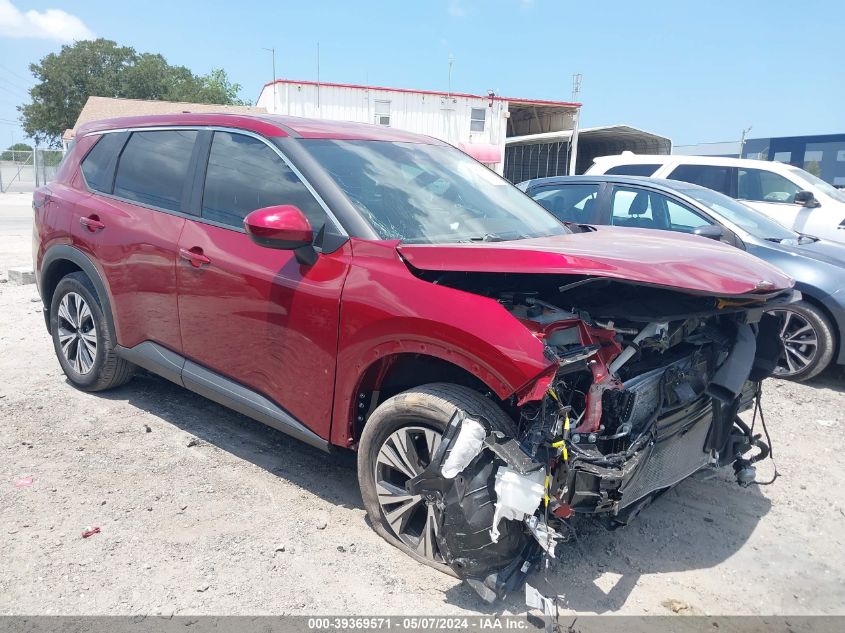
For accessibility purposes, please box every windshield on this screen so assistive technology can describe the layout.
[677,186,798,241]
[787,166,845,203]
[301,139,569,244]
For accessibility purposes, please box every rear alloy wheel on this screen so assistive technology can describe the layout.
[57,292,98,374]
[770,301,835,381]
[50,272,134,391]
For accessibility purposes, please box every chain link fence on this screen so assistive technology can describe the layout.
[0,149,66,193]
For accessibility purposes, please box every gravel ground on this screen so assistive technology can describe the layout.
[0,193,33,274]
[1,191,844,617]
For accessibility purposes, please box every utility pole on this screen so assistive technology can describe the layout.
[262,47,276,112]
[568,73,583,175]
[447,54,454,100]
[316,42,321,111]
[739,125,753,158]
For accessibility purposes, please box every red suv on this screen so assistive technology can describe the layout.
[34,113,794,601]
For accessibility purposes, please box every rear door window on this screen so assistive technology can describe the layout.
[113,130,197,211]
[530,183,600,223]
[604,164,661,177]
[81,133,127,193]
[668,164,733,196]
[201,131,327,233]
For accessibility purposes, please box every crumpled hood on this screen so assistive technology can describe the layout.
[398,227,794,296]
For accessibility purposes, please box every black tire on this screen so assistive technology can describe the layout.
[50,271,134,392]
[357,382,515,574]
[771,300,835,382]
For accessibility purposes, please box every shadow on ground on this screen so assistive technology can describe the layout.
[96,371,363,510]
[802,364,845,393]
[92,370,772,615]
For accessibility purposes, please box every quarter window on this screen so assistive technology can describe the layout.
[667,164,733,196]
[604,164,660,177]
[374,100,390,126]
[470,108,486,133]
[531,184,600,223]
[113,130,197,211]
[737,168,802,204]
[81,133,127,193]
[201,131,327,233]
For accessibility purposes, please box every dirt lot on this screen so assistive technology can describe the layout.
[1,193,844,617]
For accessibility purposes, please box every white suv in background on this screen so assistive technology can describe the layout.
[586,154,845,245]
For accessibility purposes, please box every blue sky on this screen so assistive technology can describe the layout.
[0,0,843,147]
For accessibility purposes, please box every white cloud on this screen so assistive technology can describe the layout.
[0,0,94,42]
[448,0,468,17]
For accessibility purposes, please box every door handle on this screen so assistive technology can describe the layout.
[79,215,105,232]
[179,247,211,268]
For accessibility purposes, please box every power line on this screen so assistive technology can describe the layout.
[0,64,32,84]
[0,83,28,99]
[0,74,32,93]
[0,67,34,95]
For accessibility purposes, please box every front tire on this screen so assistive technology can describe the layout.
[50,272,134,392]
[357,383,515,574]
[770,301,835,381]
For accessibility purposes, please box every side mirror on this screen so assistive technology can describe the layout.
[692,225,724,241]
[244,205,317,265]
[794,190,820,207]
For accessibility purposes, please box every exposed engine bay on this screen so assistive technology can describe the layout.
[407,274,789,602]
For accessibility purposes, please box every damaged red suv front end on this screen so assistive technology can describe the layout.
[388,231,794,601]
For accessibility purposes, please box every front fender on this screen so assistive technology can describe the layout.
[330,240,555,446]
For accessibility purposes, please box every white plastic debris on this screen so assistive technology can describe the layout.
[490,466,545,542]
[440,417,487,479]
[525,582,555,617]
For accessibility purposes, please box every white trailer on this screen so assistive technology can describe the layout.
[255,79,581,177]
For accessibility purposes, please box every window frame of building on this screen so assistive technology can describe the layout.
[470,107,487,133]
[374,100,391,126]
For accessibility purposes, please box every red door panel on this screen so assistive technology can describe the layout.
[176,220,350,439]
[70,194,185,350]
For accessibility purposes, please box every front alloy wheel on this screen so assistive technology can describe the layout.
[374,425,443,562]
[769,301,835,381]
[57,292,98,374]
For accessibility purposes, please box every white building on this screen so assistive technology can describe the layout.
[256,79,670,180]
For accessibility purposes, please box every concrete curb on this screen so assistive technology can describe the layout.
[7,267,35,285]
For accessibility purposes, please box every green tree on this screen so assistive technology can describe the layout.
[1,142,34,161]
[18,39,249,147]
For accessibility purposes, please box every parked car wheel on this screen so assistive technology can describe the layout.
[770,301,835,381]
[357,382,515,574]
[50,272,134,391]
